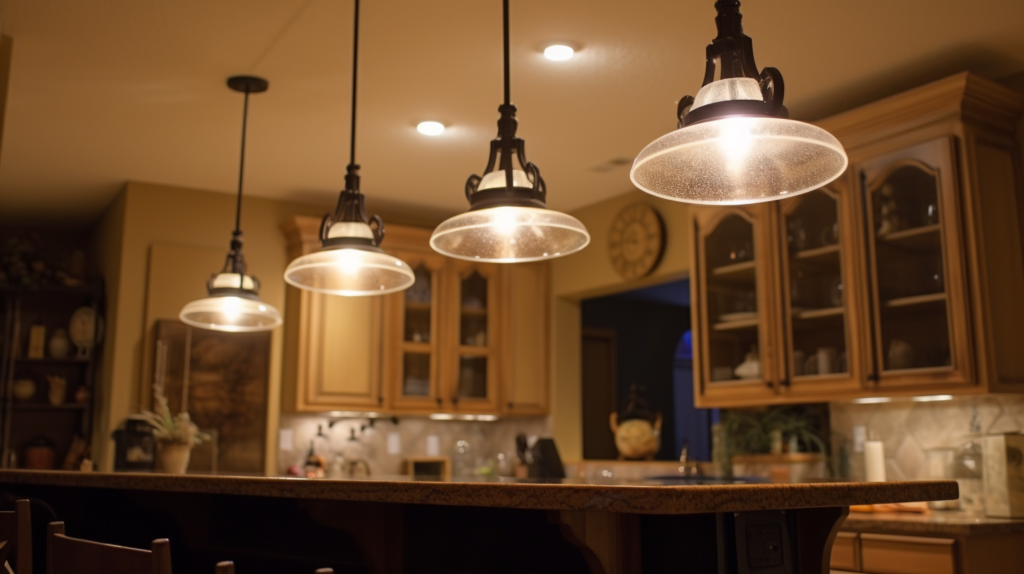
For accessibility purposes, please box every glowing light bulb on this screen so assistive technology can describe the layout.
[336,250,361,275]
[718,117,755,164]
[543,45,575,61]
[221,297,242,323]
[417,121,445,136]
[494,208,519,236]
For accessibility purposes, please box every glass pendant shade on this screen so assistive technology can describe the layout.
[180,272,282,332]
[632,0,847,205]
[284,246,414,296]
[284,185,415,296]
[431,205,589,263]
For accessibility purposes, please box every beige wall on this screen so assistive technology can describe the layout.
[550,188,692,462]
[90,181,326,471]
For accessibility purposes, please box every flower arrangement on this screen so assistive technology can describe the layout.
[140,379,209,447]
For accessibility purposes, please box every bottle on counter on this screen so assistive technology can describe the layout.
[304,440,326,479]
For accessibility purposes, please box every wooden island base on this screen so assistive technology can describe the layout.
[0,471,956,574]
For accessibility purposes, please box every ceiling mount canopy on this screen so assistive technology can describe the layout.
[430,0,590,263]
[179,76,282,333]
[284,0,414,296]
[630,0,848,205]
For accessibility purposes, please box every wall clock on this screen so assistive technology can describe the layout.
[608,203,666,280]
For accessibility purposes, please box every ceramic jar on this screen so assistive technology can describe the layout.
[48,328,71,359]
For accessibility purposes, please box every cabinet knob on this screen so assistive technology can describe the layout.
[435,397,442,406]
[779,379,790,388]
[507,402,514,409]
[451,396,460,406]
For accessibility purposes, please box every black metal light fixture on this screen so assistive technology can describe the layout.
[630,0,848,205]
[179,76,283,332]
[430,0,590,263]
[284,0,414,296]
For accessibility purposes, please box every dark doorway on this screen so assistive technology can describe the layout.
[581,279,706,461]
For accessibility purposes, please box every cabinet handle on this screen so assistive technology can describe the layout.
[764,380,775,390]
[507,402,514,409]
[436,397,442,407]
[779,379,790,388]
[378,396,384,406]
[452,396,460,406]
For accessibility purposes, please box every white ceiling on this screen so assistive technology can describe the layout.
[1,0,1023,225]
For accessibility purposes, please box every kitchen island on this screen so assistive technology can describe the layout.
[0,470,956,574]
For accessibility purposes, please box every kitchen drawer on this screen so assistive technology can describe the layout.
[860,533,956,574]
[831,532,860,571]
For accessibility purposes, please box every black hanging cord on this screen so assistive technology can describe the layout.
[349,0,360,167]
[502,0,510,106]
[234,87,251,235]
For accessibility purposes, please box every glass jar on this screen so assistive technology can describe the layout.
[953,440,984,513]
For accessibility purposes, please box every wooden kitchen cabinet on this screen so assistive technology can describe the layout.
[282,219,551,417]
[692,72,1024,407]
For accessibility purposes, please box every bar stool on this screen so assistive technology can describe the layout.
[47,522,172,574]
[215,561,333,574]
[0,500,31,574]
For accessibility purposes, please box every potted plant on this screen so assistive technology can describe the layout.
[139,380,209,474]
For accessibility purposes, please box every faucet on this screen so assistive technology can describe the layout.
[678,440,702,477]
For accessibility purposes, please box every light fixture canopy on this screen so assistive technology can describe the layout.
[283,0,414,296]
[430,0,589,262]
[630,0,847,205]
[179,75,282,333]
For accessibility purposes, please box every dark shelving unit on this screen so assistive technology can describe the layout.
[0,281,104,469]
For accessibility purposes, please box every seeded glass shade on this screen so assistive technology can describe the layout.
[631,79,847,205]
[430,169,590,262]
[284,247,414,296]
[179,273,282,332]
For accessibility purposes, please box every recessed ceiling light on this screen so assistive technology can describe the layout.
[543,44,575,61]
[416,121,445,136]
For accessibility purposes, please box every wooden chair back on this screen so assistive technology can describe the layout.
[46,522,172,574]
[215,561,333,574]
[0,500,32,574]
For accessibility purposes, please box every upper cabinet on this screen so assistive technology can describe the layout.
[282,220,550,417]
[692,73,1024,407]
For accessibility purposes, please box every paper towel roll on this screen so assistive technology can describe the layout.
[865,440,886,482]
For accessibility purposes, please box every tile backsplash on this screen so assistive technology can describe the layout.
[277,413,551,477]
[830,395,1024,481]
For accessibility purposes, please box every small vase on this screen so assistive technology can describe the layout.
[49,328,71,359]
[156,443,191,474]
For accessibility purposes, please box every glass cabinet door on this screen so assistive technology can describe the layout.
[777,187,863,395]
[861,137,972,387]
[693,204,778,404]
[385,251,446,411]
[445,262,500,412]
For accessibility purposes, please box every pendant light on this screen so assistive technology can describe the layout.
[429,0,590,263]
[179,76,283,333]
[283,0,414,296]
[630,0,848,205]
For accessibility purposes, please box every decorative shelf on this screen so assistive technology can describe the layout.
[878,224,941,249]
[793,244,840,261]
[14,357,89,365]
[885,292,947,308]
[401,342,432,353]
[712,318,760,331]
[793,306,844,320]
[11,403,87,411]
[711,260,755,277]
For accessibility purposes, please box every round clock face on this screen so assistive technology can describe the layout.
[608,203,666,280]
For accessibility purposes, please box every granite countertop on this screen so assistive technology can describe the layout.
[842,510,1024,536]
[0,470,957,515]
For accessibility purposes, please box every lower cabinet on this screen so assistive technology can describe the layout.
[831,529,1024,574]
[281,217,550,417]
